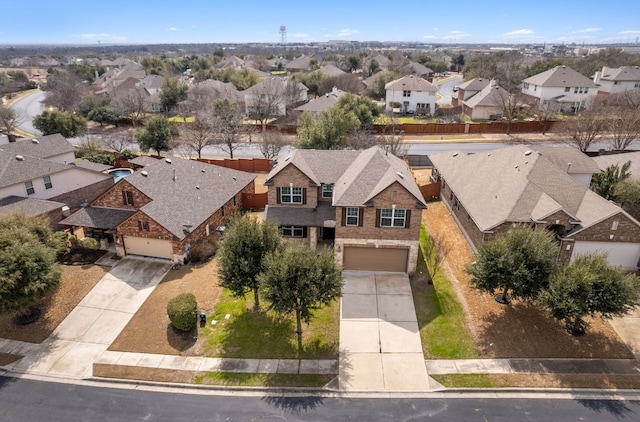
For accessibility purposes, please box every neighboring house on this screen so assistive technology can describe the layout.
[399,61,434,79]
[317,64,346,78]
[214,55,245,69]
[0,133,75,164]
[293,86,347,117]
[184,79,241,111]
[521,65,597,112]
[61,157,255,263]
[367,54,392,71]
[593,66,640,98]
[243,77,308,117]
[136,75,164,96]
[430,145,640,269]
[285,55,313,73]
[385,75,437,115]
[592,151,640,221]
[461,80,512,120]
[452,77,490,107]
[264,146,426,273]
[0,196,67,229]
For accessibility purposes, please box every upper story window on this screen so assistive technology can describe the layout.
[280,186,304,204]
[346,207,359,226]
[565,87,571,92]
[614,81,622,85]
[139,220,149,231]
[574,87,588,94]
[25,181,35,195]
[403,90,411,97]
[43,175,53,190]
[322,184,333,198]
[611,221,619,231]
[123,190,134,206]
[379,208,408,228]
[635,82,640,88]
[523,82,529,89]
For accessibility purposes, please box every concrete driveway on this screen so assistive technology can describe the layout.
[3,257,171,378]
[338,271,432,391]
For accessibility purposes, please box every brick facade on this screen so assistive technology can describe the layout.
[267,164,318,209]
[92,180,152,210]
[50,178,115,209]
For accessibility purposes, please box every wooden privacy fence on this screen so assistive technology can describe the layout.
[242,192,268,209]
[372,120,557,135]
[196,158,273,173]
[420,182,441,201]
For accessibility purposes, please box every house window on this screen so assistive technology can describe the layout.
[565,87,571,92]
[611,221,619,231]
[281,226,305,237]
[43,175,53,190]
[380,208,407,228]
[403,90,411,97]
[25,181,35,195]
[635,82,640,88]
[614,81,621,85]
[221,206,225,217]
[123,190,134,206]
[523,82,529,89]
[280,186,303,203]
[233,195,237,206]
[139,220,149,231]
[322,184,333,198]
[346,207,359,226]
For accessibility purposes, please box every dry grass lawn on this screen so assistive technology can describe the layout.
[422,199,633,359]
[0,263,106,343]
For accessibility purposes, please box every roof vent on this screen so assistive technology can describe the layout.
[15,155,24,161]
[396,171,404,179]
[31,139,39,144]
[195,185,200,189]
[487,153,491,156]
[201,169,205,173]
[452,152,458,157]
[165,158,172,164]
[284,156,290,162]
[141,170,148,177]
[524,150,532,156]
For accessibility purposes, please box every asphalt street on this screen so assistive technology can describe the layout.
[10,90,44,136]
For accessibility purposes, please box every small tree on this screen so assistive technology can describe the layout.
[180,113,214,158]
[591,161,631,200]
[540,253,640,335]
[259,130,288,159]
[136,115,177,156]
[211,98,244,159]
[0,214,65,318]
[166,293,198,332]
[259,245,343,349]
[217,214,281,311]
[0,105,24,142]
[560,102,606,152]
[159,77,188,113]
[467,226,559,304]
[33,110,87,138]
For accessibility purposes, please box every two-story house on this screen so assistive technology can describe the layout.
[385,75,437,115]
[451,77,490,107]
[521,65,597,112]
[593,66,640,99]
[264,146,427,273]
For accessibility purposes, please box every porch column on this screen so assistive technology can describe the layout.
[309,226,318,250]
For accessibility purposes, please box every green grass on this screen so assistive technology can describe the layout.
[168,116,195,123]
[431,374,496,388]
[413,225,479,359]
[193,372,334,387]
[201,289,339,359]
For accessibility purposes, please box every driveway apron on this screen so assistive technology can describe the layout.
[338,271,432,391]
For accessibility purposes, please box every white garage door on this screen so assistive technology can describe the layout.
[123,236,173,259]
[572,241,640,269]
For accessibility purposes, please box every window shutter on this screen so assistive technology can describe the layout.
[375,209,381,227]
[302,188,307,204]
[276,187,281,204]
[137,220,142,230]
[302,227,308,238]
[358,209,364,227]
[341,208,346,226]
[405,210,411,228]
[122,191,127,205]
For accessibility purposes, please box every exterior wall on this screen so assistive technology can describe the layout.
[571,213,640,243]
[92,180,152,210]
[571,173,593,188]
[521,85,596,109]
[335,183,421,243]
[117,211,175,243]
[0,168,112,203]
[48,151,76,164]
[49,178,115,209]
[469,105,500,120]
[440,180,484,247]
[385,89,436,115]
[334,238,420,274]
[266,164,318,208]
[598,80,640,94]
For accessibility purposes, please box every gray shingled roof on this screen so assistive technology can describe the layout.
[73,160,112,173]
[592,151,640,180]
[430,145,624,234]
[0,150,72,188]
[534,145,601,175]
[60,206,135,229]
[285,56,312,71]
[318,64,346,77]
[523,65,597,88]
[266,149,360,186]
[385,75,437,92]
[599,66,640,82]
[294,88,347,113]
[118,157,255,240]
[0,134,74,160]
[265,202,335,226]
[464,83,510,108]
[0,196,65,218]
[457,78,490,91]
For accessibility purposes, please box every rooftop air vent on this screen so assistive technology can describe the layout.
[201,169,205,173]
[15,155,24,161]
[196,185,200,189]
[396,172,404,179]
[284,156,290,162]
[165,158,172,164]
[31,139,39,144]
[524,150,532,156]
[141,170,148,177]
[452,152,458,157]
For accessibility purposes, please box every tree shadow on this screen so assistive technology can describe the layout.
[262,395,325,414]
[165,324,198,352]
[576,399,639,419]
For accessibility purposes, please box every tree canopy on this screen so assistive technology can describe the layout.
[211,98,245,159]
[0,214,65,316]
[33,110,87,138]
[159,78,187,112]
[135,115,177,156]
[466,226,559,304]
[591,161,631,200]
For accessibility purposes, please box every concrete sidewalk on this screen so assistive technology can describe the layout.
[427,358,640,375]
[338,271,434,391]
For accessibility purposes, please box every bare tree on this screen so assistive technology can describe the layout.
[423,232,452,279]
[102,133,134,153]
[42,71,86,112]
[0,105,24,142]
[560,100,606,152]
[180,113,215,158]
[112,89,147,127]
[377,127,408,157]
[259,130,288,159]
[172,140,196,159]
[534,101,557,135]
[212,99,244,159]
[246,77,305,132]
[347,127,378,150]
[606,92,640,151]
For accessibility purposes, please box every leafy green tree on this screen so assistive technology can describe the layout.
[211,98,245,159]
[135,115,177,156]
[591,161,631,200]
[76,96,118,126]
[296,109,360,150]
[366,71,400,99]
[540,253,640,335]
[159,77,187,112]
[0,214,65,317]
[335,93,380,127]
[33,110,87,138]
[217,214,281,311]
[259,244,343,349]
[467,226,559,304]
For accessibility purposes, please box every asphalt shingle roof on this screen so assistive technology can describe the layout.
[73,160,112,173]
[0,134,74,160]
[592,152,640,179]
[598,66,640,82]
[0,196,65,218]
[265,201,335,226]
[385,75,437,92]
[60,206,135,229]
[0,150,71,188]
[523,65,597,88]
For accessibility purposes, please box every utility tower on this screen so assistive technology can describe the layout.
[280,25,287,46]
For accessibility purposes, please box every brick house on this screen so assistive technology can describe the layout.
[264,146,427,273]
[430,145,640,269]
[61,156,255,263]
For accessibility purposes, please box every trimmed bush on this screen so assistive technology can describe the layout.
[167,293,198,332]
[80,237,100,250]
[188,236,218,263]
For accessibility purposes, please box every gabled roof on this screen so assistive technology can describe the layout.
[136,74,164,91]
[60,206,135,230]
[430,145,624,234]
[317,64,346,77]
[214,55,245,69]
[0,150,73,188]
[457,77,490,92]
[73,160,112,173]
[464,82,510,108]
[0,134,74,160]
[385,75,437,92]
[265,147,426,208]
[294,88,347,113]
[598,66,640,82]
[243,77,307,96]
[523,65,597,88]
[0,196,65,218]
[285,56,312,71]
[112,157,255,240]
[534,145,600,175]
[592,151,640,179]
[400,61,433,76]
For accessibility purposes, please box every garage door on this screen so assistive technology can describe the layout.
[343,247,408,272]
[123,236,173,259]
[572,241,640,269]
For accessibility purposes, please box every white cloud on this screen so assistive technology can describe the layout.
[572,27,601,34]
[619,30,640,35]
[168,27,181,32]
[447,30,471,39]
[325,28,360,38]
[79,33,127,42]
[503,29,534,37]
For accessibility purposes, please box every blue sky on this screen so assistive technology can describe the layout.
[2,1,639,45]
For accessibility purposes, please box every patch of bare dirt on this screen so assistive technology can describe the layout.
[0,264,106,343]
[108,258,222,356]
[423,201,634,359]
[412,168,432,185]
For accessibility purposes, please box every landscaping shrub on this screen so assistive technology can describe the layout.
[79,237,99,250]
[167,293,198,332]
[188,236,218,263]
